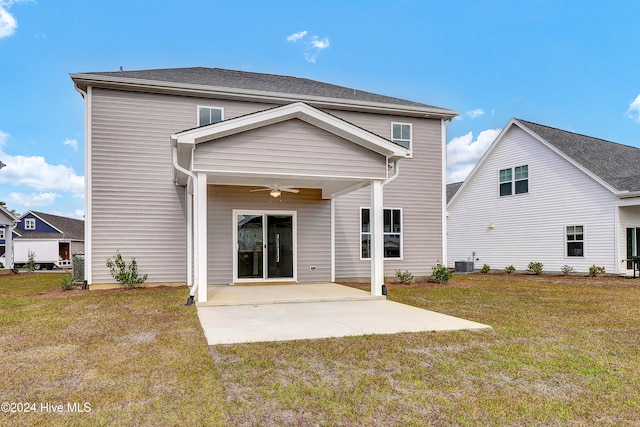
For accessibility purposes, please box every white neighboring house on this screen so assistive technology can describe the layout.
[0,205,18,270]
[447,118,640,276]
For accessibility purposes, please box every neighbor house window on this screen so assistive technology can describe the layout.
[499,165,528,196]
[198,106,223,126]
[627,227,640,269]
[361,208,402,259]
[392,123,412,150]
[24,218,36,230]
[0,228,4,239]
[566,225,584,257]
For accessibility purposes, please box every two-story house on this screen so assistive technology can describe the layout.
[448,118,640,276]
[71,67,458,303]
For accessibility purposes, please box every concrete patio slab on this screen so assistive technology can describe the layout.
[196,284,491,344]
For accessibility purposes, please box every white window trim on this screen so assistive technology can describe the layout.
[565,224,585,258]
[197,105,224,127]
[360,207,404,261]
[391,122,412,157]
[24,218,36,230]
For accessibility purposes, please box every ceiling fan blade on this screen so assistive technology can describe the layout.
[249,188,271,192]
[281,188,299,193]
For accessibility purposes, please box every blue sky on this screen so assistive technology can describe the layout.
[0,0,639,219]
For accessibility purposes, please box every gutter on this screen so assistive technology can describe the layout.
[382,160,400,187]
[170,142,198,306]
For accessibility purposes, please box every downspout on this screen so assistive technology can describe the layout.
[382,159,400,187]
[171,142,198,305]
[74,83,91,288]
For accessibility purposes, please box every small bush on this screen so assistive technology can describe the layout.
[504,265,516,274]
[60,273,75,291]
[527,261,543,275]
[395,269,414,285]
[26,249,36,272]
[480,264,491,274]
[106,250,148,289]
[589,265,606,277]
[561,265,575,275]
[431,263,452,284]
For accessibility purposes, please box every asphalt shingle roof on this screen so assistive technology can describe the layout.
[84,67,443,110]
[446,182,463,203]
[517,119,640,193]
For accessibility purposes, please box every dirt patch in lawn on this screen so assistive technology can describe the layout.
[33,285,188,299]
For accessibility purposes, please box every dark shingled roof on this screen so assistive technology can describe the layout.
[18,211,84,241]
[446,182,463,203]
[84,67,442,110]
[517,119,640,193]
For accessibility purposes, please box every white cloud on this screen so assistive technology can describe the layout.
[0,150,84,196]
[287,30,330,63]
[466,109,484,119]
[0,5,17,38]
[64,138,78,151]
[286,30,308,42]
[626,94,640,123]
[447,128,501,183]
[9,191,60,207]
[0,130,9,145]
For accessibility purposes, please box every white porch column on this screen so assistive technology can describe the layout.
[196,173,208,303]
[370,180,384,296]
[330,197,336,283]
[4,225,12,269]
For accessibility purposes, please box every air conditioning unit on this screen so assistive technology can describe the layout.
[455,261,474,273]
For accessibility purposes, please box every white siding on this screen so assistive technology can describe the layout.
[207,186,331,284]
[194,119,386,179]
[448,126,620,274]
[335,117,444,279]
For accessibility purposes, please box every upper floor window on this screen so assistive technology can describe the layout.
[24,218,36,230]
[392,123,412,150]
[566,225,584,257]
[361,208,402,259]
[198,106,223,126]
[499,165,528,196]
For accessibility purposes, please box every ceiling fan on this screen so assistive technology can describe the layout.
[250,184,299,198]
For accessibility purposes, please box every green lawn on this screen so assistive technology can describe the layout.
[1,273,639,426]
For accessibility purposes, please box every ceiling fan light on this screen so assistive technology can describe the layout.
[270,189,281,198]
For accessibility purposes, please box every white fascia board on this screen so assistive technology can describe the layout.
[69,74,459,119]
[174,102,409,160]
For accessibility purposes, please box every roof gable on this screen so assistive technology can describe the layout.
[17,211,84,240]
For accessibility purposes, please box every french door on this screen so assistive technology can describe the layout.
[235,211,296,282]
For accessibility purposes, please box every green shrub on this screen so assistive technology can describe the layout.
[589,265,606,277]
[106,250,148,289]
[504,265,516,274]
[26,249,36,272]
[431,263,452,284]
[480,264,491,274]
[527,261,543,275]
[561,265,575,275]
[60,273,75,291]
[395,269,413,285]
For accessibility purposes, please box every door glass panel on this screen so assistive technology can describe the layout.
[237,214,263,278]
[267,215,293,279]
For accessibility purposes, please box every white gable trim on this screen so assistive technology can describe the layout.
[448,118,621,207]
[172,102,409,160]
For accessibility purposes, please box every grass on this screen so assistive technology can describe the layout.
[1,273,640,425]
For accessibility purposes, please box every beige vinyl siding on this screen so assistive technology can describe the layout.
[448,126,619,274]
[194,119,387,179]
[335,116,444,279]
[207,186,331,284]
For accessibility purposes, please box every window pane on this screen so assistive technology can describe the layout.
[499,168,512,183]
[361,209,370,233]
[361,234,371,259]
[384,235,401,258]
[515,179,528,194]
[210,108,222,124]
[515,165,528,180]
[199,108,210,126]
[500,182,512,196]
[401,124,410,140]
[392,124,402,140]
[567,242,583,257]
[392,209,401,233]
[384,209,391,233]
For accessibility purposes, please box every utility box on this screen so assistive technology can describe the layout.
[455,261,474,273]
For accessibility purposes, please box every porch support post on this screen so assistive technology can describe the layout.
[370,180,384,296]
[196,173,208,303]
[4,225,13,270]
[330,197,336,283]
